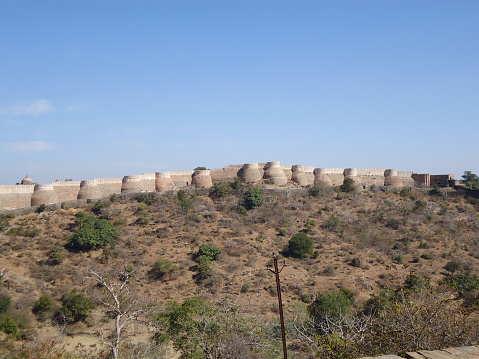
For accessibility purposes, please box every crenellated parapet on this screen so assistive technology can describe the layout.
[0,162,456,211]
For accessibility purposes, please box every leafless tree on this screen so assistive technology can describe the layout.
[84,265,156,359]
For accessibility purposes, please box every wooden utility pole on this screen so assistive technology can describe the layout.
[268,254,288,359]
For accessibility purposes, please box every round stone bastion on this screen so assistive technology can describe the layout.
[77,180,101,200]
[191,170,213,188]
[313,169,333,186]
[31,184,58,206]
[155,172,175,192]
[263,162,287,185]
[291,165,312,186]
[121,175,144,193]
[239,163,262,183]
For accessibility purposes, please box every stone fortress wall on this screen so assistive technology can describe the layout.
[0,161,456,211]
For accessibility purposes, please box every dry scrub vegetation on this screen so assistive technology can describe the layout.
[0,182,478,358]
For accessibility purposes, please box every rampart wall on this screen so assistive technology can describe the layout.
[0,162,454,211]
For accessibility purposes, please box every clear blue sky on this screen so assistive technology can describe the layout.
[1,0,478,184]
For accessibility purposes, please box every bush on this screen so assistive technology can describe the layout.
[135,210,150,225]
[404,274,429,291]
[231,177,245,190]
[194,166,208,170]
[59,290,94,323]
[177,190,194,213]
[309,185,325,197]
[443,271,479,295]
[349,257,361,267]
[340,177,355,193]
[210,182,232,199]
[429,186,445,198]
[0,316,18,335]
[196,262,213,282]
[444,261,462,273]
[33,294,54,316]
[48,251,65,265]
[134,193,155,205]
[0,214,13,232]
[150,259,178,280]
[287,232,314,258]
[0,294,11,313]
[67,216,118,251]
[323,215,340,231]
[400,188,411,198]
[36,204,47,213]
[195,244,221,264]
[309,288,355,321]
[413,200,427,212]
[240,188,263,210]
[92,200,111,217]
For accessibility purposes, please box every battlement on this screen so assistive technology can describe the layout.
[0,162,454,211]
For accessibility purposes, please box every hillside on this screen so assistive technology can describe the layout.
[0,183,478,358]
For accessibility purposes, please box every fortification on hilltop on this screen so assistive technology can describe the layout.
[0,161,456,211]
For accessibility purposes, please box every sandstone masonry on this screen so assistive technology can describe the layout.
[0,163,455,211]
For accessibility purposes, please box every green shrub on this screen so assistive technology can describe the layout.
[177,190,194,213]
[48,251,65,265]
[33,294,54,316]
[59,290,94,323]
[0,294,11,313]
[0,214,13,232]
[302,292,312,303]
[210,182,232,199]
[429,186,445,197]
[413,200,427,212]
[92,200,111,217]
[196,261,213,282]
[240,188,263,210]
[400,188,411,198]
[35,204,46,213]
[194,166,208,171]
[75,211,87,221]
[388,218,400,230]
[340,177,355,193]
[195,244,221,263]
[240,283,251,293]
[134,193,155,205]
[0,316,18,335]
[309,288,355,321]
[309,185,325,197]
[443,271,479,294]
[135,210,150,225]
[404,274,429,291]
[323,215,340,231]
[231,177,245,190]
[393,254,404,263]
[444,261,462,273]
[349,257,361,267]
[287,232,314,258]
[150,259,178,280]
[67,216,118,251]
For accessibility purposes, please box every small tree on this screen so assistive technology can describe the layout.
[340,177,356,193]
[309,288,355,322]
[0,294,11,313]
[59,290,94,323]
[86,266,154,359]
[210,182,232,199]
[33,294,54,316]
[462,171,479,188]
[287,232,314,258]
[240,188,263,210]
[67,216,118,251]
